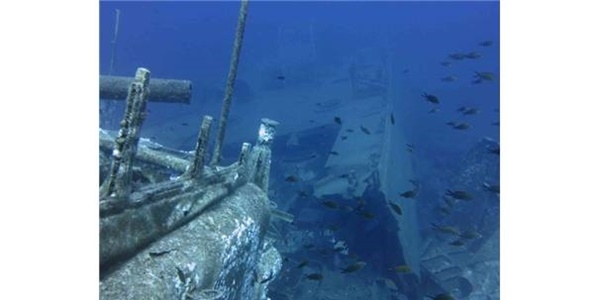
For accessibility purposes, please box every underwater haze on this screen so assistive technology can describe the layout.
[100,1,499,299]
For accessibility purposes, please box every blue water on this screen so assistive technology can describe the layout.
[100,1,499,299]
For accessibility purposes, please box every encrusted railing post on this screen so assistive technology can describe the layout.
[185,115,213,178]
[100,67,151,198]
[238,142,251,165]
[247,118,278,191]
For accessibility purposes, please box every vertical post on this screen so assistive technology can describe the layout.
[250,118,278,191]
[100,67,151,198]
[238,142,251,165]
[210,0,249,166]
[186,115,213,178]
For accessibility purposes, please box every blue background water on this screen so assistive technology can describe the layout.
[100,1,499,298]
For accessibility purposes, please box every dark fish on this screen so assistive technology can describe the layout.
[457,106,467,112]
[406,144,415,153]
[360,125,371,135]
[389,202,403,216]
[479,40,493,47]
[341,261,367,273]
[474,71,495,81]
[431,223,461,235]
[441,75,458,82]
[465,51,482,59]
[446,190,473,201]
[440,61,452,67]
[176,267,186,283]
[422,92,440,104]
[297,190,309,198]
[487,145,500,155]
[452,122,470,130]
[346,129,354,133]
[483,182,500,194]
[276,75,285,80]
[321,200,339,209]
[491,121,500,126]
[359,211,375,219]
[334,116,342,125]
[439,206,452,215]
[329,151,339,156]
[427,293,455,300]
[402,68,410,73]
[303,243,315,249]
[390,113,395,125]
[149,249,173,257]
[297,260,309,269]
[449,239,466,246]
[462,107,480,115]
[341,135,348,140]
[389,264,412,273]
[305,273,323,281]
[459,229,482,240]
[399,189,417,198]
[181,122,189,126]
[448,53,466,60]
[285,175,299,182]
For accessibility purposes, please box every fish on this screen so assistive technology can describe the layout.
[462,107,480,115]
[479,40,493,47]
[427,293,455,300]
[297,191,309,198]
[445,190,473,201]
[341,135,348,140]
[483,182,500,194]
[474,71,495,81]
[389,202,403,216]
[465,51,482,59]
[296,260,309,268]
[321,200,339,209]
[305,273,323,281]
[148,249,174,257]
[439,206,452,215]
[487,146,500,155]
[285,175,299,182]
[359,211,375,219]
[431,223,461,235]
[303,243,315,249]
[491,121,500,126]
[452,122,470,130]
[329,151,339,156]
[181,122,189,126]
[341,261,367,273]
[441,75,458,82]
[448,53,466,60]
[390,113,395,125]
[276,75,286,80]
[459,229,483,240]
[360,125,371,135]
[449,239,466,246]
[176,267,186,283]
[389,264,412,273]
[334,116,342,125]
[399,189,417,199]
[422,92,440,104]
[346,129,354,133]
